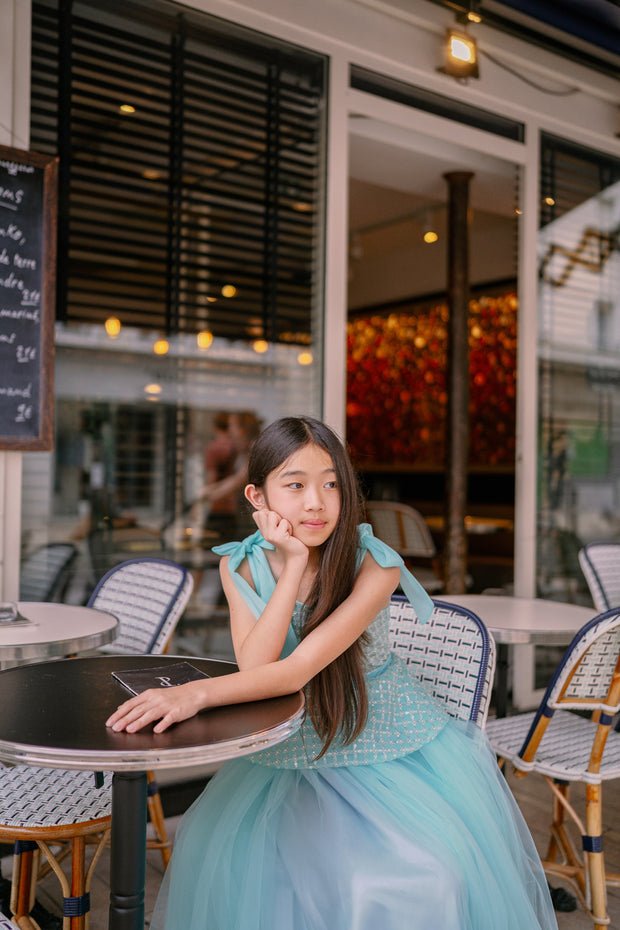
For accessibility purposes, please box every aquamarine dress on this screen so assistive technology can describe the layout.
[151,526,557,930]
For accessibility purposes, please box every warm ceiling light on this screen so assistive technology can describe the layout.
[438,30,479,80]
[423,229,439,244]
[297,351,313,366]
[119,104,136,114]
[144,383,162,395]
[104,316,121,338]
[544,196,555,206]
[221,284,237,298]
[197,330,213,349]
[253,339,269,354]
[153,339,169,355]
[142,168,160,180]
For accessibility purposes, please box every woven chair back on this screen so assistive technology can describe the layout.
[579,542,620,612]
[88,557,194,654]
[389,595,495,727]
[19,542,78,602]
[542,609,620,711]
[366,501,436,559]
[513,609,620,763]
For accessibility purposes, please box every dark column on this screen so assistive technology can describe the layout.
[443,172,474,594]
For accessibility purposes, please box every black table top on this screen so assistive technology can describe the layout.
[0,655,305,771]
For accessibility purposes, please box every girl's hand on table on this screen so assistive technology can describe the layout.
[105,681,208,734]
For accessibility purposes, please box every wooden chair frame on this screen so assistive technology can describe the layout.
[1,558,193,929]
[487,608,620,930]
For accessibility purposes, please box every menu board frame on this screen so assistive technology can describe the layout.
[0,145,58,451]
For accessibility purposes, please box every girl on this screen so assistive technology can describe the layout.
[107,416,557,930]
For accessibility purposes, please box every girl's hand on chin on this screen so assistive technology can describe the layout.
[105,682,207,734]
[253,509,308,560]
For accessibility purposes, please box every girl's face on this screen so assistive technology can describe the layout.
[249,442,341,549]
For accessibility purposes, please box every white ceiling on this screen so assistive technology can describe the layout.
[348,115,518,231]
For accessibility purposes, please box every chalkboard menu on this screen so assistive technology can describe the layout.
[0,145,57,451]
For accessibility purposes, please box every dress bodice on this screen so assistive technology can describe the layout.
[248,601,448,769]
[213,525,448,769]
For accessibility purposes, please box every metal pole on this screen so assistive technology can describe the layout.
[108,771,147,930]
[443,172,474,594]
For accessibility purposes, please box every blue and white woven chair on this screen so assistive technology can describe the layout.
[0,906,17,928]
[578,542,620,612]
[87,557,194,864]
[389,595,496,726]
[486,608,620,930]
[0,558,193,929]
[88,556,194,656]
[19,542,78,603]
[0,767,113,930]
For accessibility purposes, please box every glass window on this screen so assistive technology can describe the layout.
[23,0,326,642]
[537,134,620,604]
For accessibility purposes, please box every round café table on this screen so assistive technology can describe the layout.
[0,654,305,930]
[439,595,595,717]
[0,602,119,665]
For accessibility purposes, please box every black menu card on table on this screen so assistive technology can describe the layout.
[112,661,210,696]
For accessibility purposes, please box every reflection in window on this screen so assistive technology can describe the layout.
[537,135,620,604]
[22,2,327,649]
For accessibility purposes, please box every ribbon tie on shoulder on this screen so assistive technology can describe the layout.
[213,531,275,618]
[357,523,433,622]
[214,525,433,624]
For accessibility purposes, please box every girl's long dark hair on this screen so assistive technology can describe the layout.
[247,416,366,756]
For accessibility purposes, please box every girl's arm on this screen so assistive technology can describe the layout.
[223,508,311,669]
[106,554,399,734]
[221,548,305,669]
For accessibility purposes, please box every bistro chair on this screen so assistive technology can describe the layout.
[368,501,444,594]
[578,542,620,612]
[0,906,18,929]
[19,542,79,603]
[87,557,195,864]
[485,608,620,930]
[389,594,496,726]
[0,558,193,929]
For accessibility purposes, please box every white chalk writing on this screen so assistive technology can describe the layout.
[0,307,40,322]
[0,383,32,398]
[0,160,34,177]
[15,404,33,422]
[0,187,24,210]
[0,222,25,245]
[13,254,36,271]
[16,345,36,363]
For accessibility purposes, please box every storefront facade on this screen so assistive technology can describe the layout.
[1,0,619,706]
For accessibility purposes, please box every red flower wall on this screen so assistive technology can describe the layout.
[346,293,517,468]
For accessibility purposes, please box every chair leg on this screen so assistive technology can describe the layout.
[10,844,39,928]
[146,772,171,867]
[585,783,608,930]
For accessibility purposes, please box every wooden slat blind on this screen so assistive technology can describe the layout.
[30,0,326,345]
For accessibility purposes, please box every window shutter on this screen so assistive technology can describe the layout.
[30,0,326,346]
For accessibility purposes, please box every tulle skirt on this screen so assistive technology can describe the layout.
[151,719,557,930]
